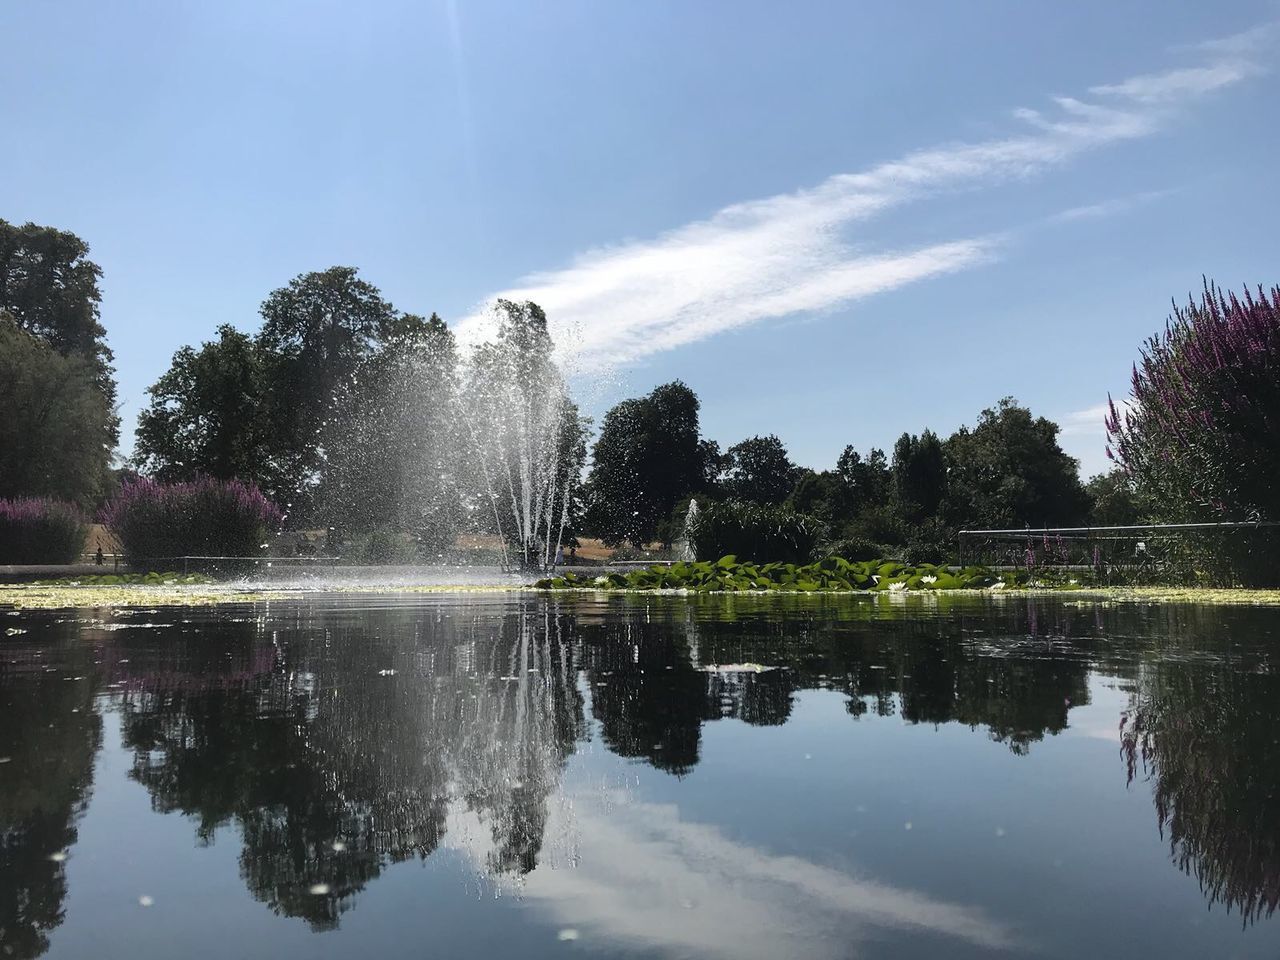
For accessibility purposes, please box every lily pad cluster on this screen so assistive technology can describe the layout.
[536,557,1022,592]
[30,571,214,586]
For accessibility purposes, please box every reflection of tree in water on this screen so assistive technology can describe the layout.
[115,601,584,929]
[0,635,101,960]
[1121,658,1280,924]
[576,596,1090,761]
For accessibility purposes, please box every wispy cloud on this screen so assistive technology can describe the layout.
[1058,399,1134,477]
[1049,189,1174,223]
[455,27,1269,368]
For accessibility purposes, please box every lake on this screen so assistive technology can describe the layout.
[2,592,1279,959]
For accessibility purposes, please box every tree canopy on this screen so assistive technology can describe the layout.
[0,317,117,506]
[721,435,799,505]
[944,397,1089,528]
[585,381,712,547]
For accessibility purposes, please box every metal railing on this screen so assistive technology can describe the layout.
[957,522,1280,584]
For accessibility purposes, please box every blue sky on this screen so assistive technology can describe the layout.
[3,1,1278,478]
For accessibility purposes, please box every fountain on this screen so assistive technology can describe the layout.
[673,498,699,562]
[455,300,586,572]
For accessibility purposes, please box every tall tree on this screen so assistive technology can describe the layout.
[0,317,116,505]
[318,314,462,544]
[721,435,799,505]
[134,325,284,498]
[944,398,1089,528]
[0,220,116,424]
[585,381,712,547]
[836,446,891,511]
[257,266,402,509]
[891,429,948,522]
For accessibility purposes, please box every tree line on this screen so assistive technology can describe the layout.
[6,216,1275,574]
[579,381,1112,561]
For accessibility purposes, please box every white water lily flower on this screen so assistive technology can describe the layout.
[921,575,938,584]
[593,576,609,586]
[988,581,1007,590]
[888,581,907,592]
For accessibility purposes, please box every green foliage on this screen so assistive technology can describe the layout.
[687,499,824,563]
[1086,470,1142,526]
[0,318,117,506]
[721,435,800,505]
[0,498,87,564]
[319,314,463,540]
[30,571,213,586]
[0,219,118,420]
[892,429,947,521]
[819,536,887,562]
[944,397,1090,528]
[535,556,1028,593]
[585,381,713,547]
[344,526,419,564]
[1107,282,1280,585]
[134,325,284,497]
[786,470,854,529]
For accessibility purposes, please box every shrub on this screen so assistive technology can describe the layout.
[536,557,1020,593]
[100,476,282,562]
[346,525,418,564]
[1107,281,1280,585]
[0,498,87,564]
[687,500,824,563]
[820,536,886,562]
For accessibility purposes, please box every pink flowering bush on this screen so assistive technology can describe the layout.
[1107,281,1280,584]
[100,477,282,561]
[0,498,88,564]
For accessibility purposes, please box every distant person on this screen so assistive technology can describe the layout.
[555,545,565,566]
[95,546,104,566]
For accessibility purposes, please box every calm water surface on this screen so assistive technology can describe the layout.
[3,592,1279,959]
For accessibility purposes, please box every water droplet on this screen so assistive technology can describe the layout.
[995,827,1006,837]
[138,895,154,907]
[48,851,68,862]
[557,929,580,941]
[309,883,331,895]
[904,821,913,831]
[332,841,346,852]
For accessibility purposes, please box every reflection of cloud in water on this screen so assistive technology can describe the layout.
[449,794,1017,958]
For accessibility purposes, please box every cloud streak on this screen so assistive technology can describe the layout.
[454,27,1269,368]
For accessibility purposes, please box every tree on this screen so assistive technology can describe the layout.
[1085,470,1142,526]
[0,317,116,506]
[944,398,1089,529]
[786,470,853,529]
[317,314,462,544]
[0,220,117,430]
[256,266,402,510]
[836,446,891,512]
[585,381,713,547]
[721,435,799,505]
[134,325,285,498]
[891,429,947,522]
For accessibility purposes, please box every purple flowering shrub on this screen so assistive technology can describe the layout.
[1107,281,1280,583]
[100,477,283,561]
[0,498,88,564]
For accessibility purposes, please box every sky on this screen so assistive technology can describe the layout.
[3,1,1278,478]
